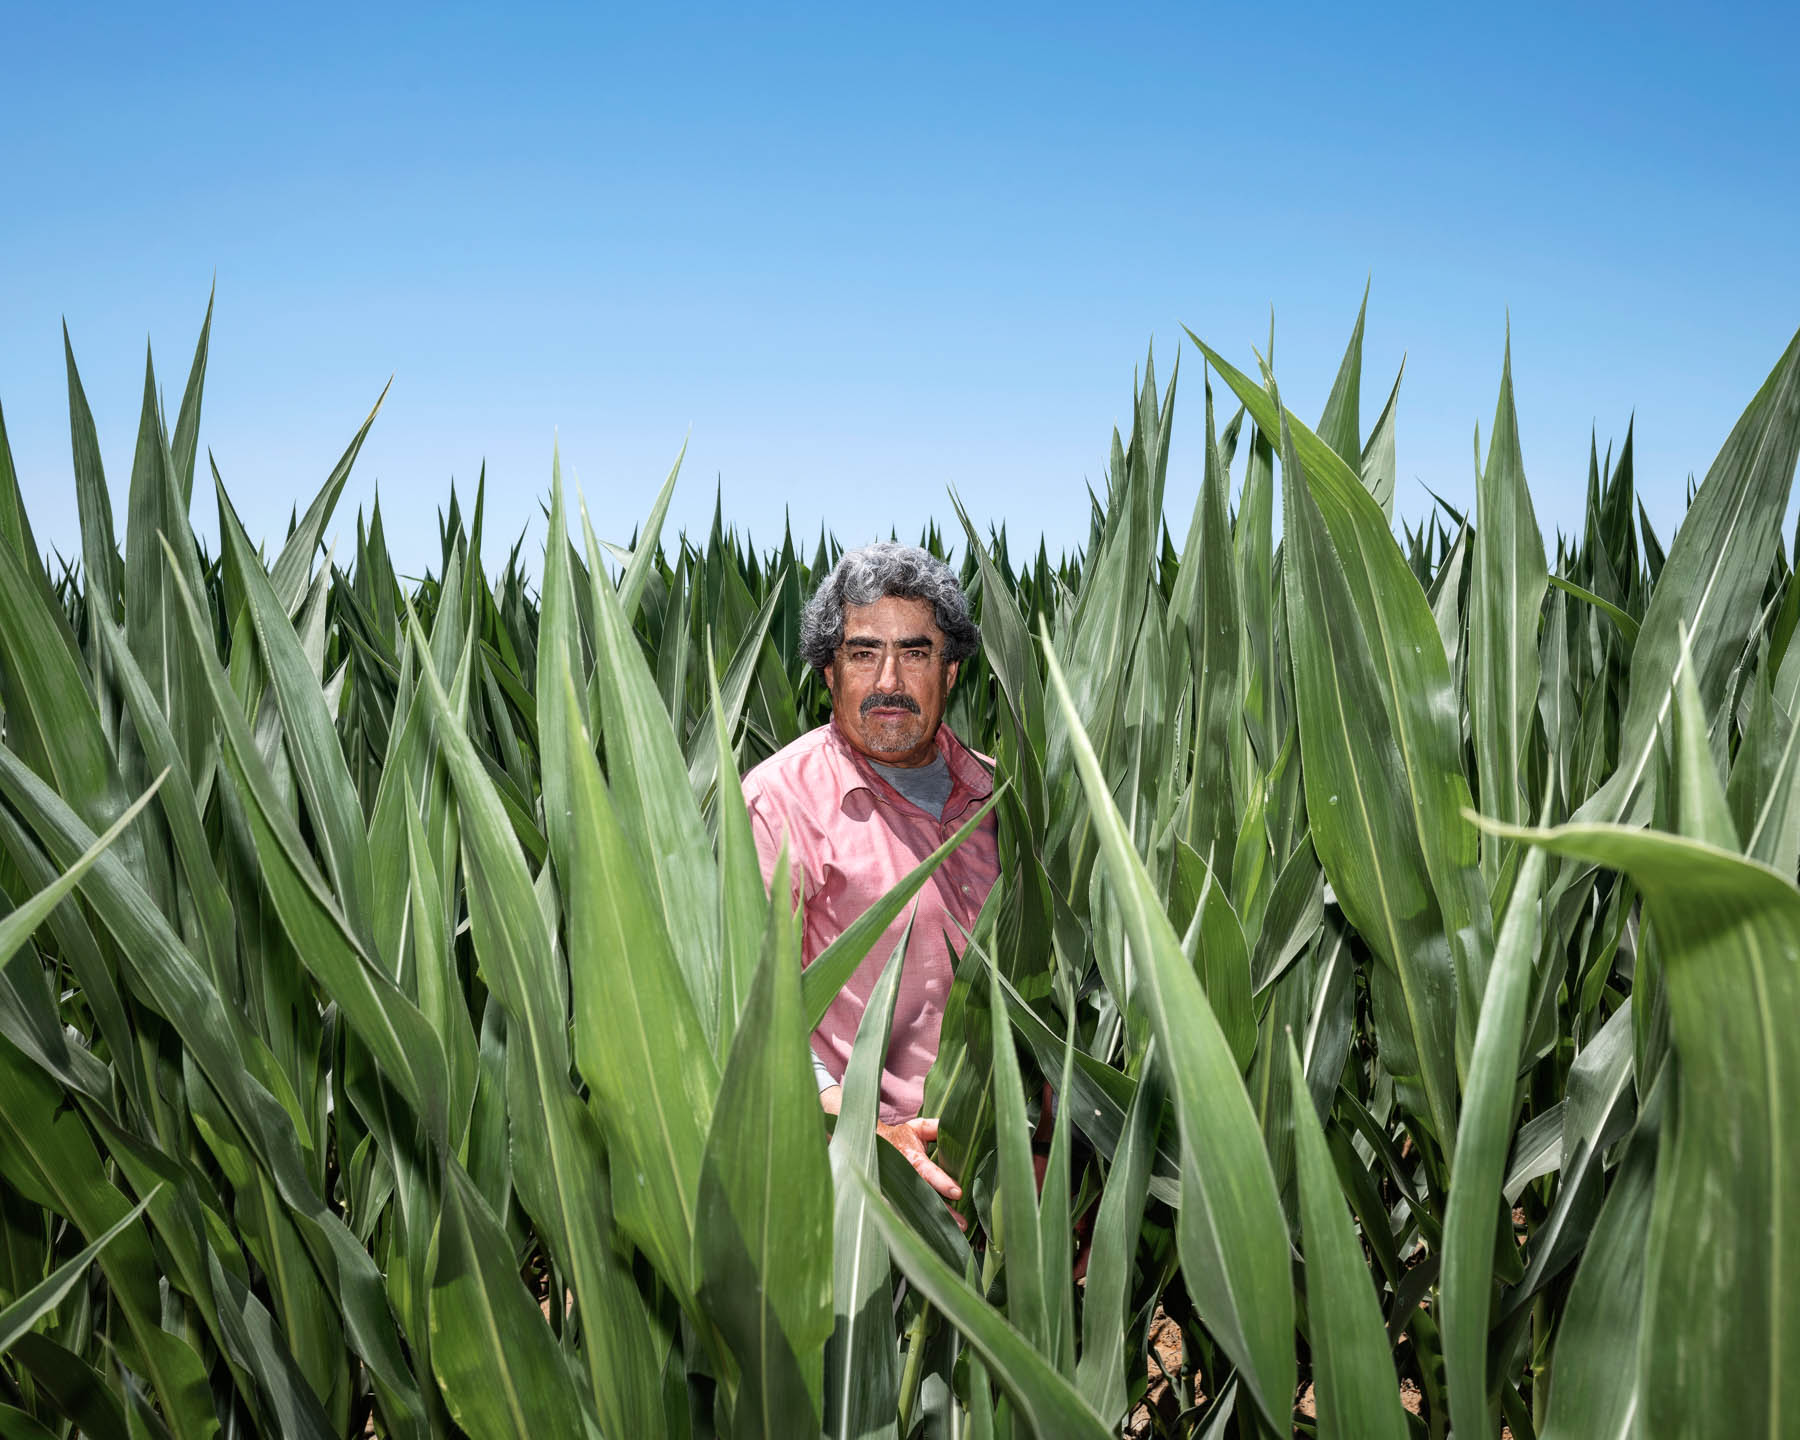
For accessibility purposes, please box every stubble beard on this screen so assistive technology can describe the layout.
[857,691,925,755]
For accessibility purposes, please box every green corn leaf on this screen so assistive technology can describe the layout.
[1580,323,1800,826]
[1192,332,1494,1074]
[0,397,73,664]
[708,630,770,1058]
[531,450,590,963]
[436,625,671,1437]
[0,909,113,1103]
[0,1044,218,1436]
[1442,845,1545,1440]
[1285,1037,1408,1440]
[0,1187,158,1356]
[63,325,122,626]
[0,753,428,1434]
[0,768,165,979]
[1742,681,1800,875]
[581,501,722,1045]
[1298,916,1357,1122]
[845,1169,1114,1440]
[535,650,717,1298]
[873,1141,972,1277]
[1043,375,1161,886]
[826,937,907,1440]
[94,613,235,989]
[164,543,449,1142]
[618,437,685,624]
[1235,419,1279,769]
[1250,836,1323,995]
[992,966,1181,1199]
[1043,629,1296,1428]
[721,555,802,754]
[428,1167,589,1440]
[168,286,212,505]
[0,534,145,891]
[1074,1052,1161,1425]
[0,1402,69,1439]
[364,637,453,977]
[1468,334,1547,853]
[1036,1015,1078,1378]
[121,345,212,788]
[1672,628,1737,849]
[1538,586,1577,811]
[1174,381,1242,890]
[216,483,378,946]
[401,786,479,1149]
[1499,1000,1636,1321]
[1727,658,1793,857]
[7,1332,132,1440]
[1171,844,1256,1071]
[1547,574,1640,648]
[1484,812,1800,1439]
[653,545,693,724]
[964,1341,998,1440]
[204,1245,340,1440]
[1315,285,1366,470]
[1431,520,1471,671]
[912,924,1004,1211]
[1247,945,1308,1207]
[684,576,781,808]
[264,381,390,616]
[1273,400,1459,1147]
[1361,361,1402,521]
[952,491,1046,759]
[1540,1085,1660,1440]
[697,850,834,1433]
[1503,1103,1564,1200]
[987,950,1047,1352]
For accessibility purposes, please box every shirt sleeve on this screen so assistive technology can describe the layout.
[812,1047,838,1093]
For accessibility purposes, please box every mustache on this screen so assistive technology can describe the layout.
[861,691,921,717]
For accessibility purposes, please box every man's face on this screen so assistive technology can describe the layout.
[823,595,960,768]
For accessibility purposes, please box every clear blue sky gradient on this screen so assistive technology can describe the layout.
[5,3,1798,579]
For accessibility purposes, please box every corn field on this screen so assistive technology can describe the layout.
[0,295,1797,1440]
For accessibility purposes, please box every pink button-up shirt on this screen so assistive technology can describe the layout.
[742,719,1000,1123]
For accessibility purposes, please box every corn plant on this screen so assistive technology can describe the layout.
[0,292,1797,1439]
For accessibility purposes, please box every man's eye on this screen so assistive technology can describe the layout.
[906,650,930,662]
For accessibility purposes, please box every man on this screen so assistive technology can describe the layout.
[742,541,998,1206]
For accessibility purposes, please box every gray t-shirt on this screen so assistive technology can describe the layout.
[869,751,953,820]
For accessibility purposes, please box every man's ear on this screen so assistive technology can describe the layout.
[945,659,960,689]
[820,663,837,700]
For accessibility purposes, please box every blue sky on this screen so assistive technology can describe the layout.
[4,2,1798,579]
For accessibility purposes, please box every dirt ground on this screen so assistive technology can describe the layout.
[1125,1309,1191,1435]
[1125,1308,1431,1437]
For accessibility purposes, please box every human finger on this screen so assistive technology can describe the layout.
[877,1122,962,1201]
[912,1154,962,1202]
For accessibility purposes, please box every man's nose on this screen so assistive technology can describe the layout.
[875,650,905,689]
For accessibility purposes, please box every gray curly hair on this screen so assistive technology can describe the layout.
[799,542,980,673]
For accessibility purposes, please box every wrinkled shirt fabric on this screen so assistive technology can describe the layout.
[742,719,999,1124]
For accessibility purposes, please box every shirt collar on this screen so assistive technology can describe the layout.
[825,716,994,808]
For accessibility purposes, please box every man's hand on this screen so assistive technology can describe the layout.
[823,1092,965,1228]
[876,1117,962,1204]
